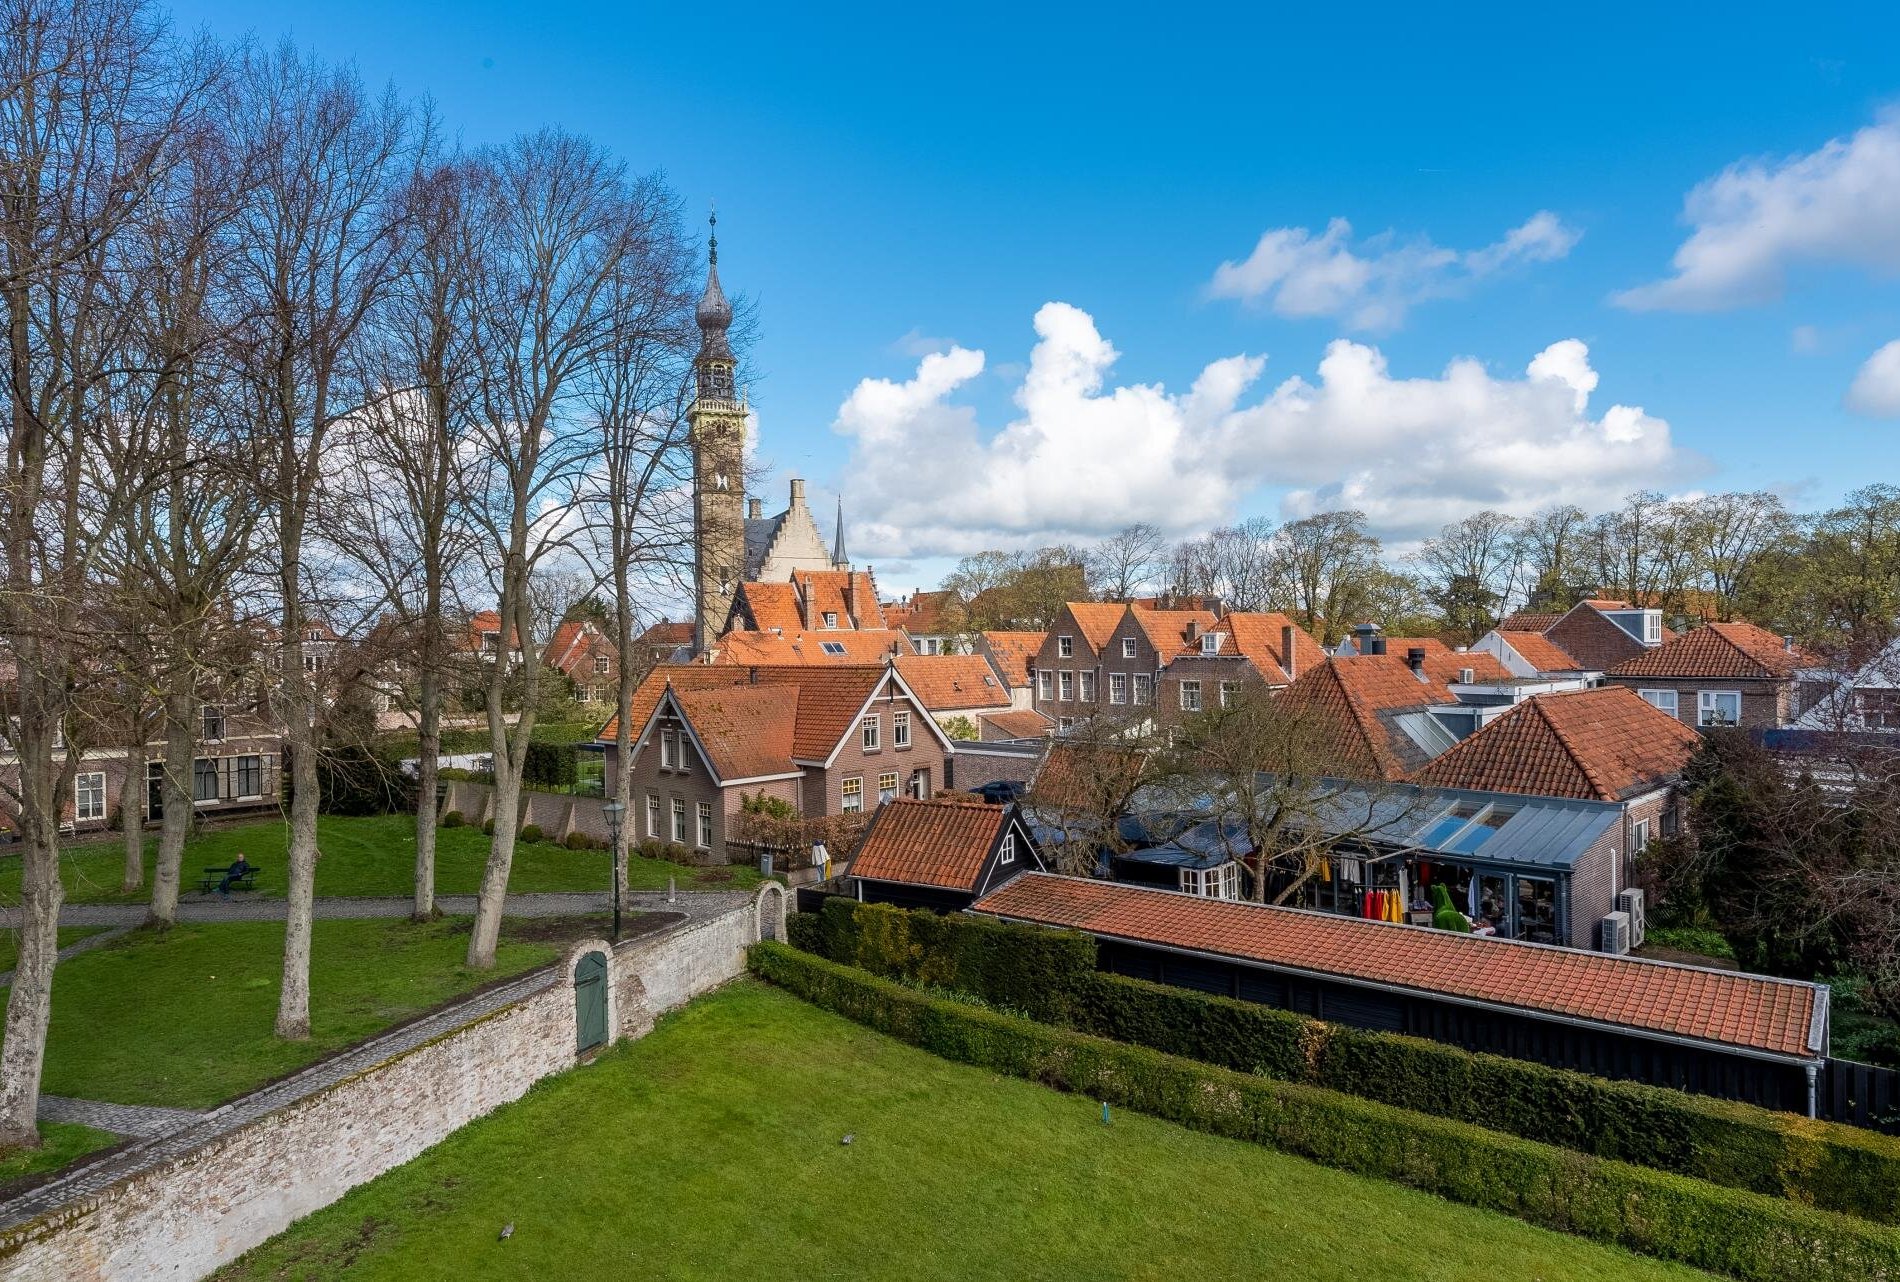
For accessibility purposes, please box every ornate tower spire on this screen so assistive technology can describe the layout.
[689,207,746,654]
[832,495,848,570]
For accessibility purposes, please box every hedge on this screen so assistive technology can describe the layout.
[523,742,579,791]
[801,897,1900,1225]
[751,942,1900,1282]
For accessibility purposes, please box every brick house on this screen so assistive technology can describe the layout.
[893,653,1013,737]
[1275,655,1462,780]
[595,662,954,863]
[977,631,1045,711]
[1410,686,1701,937]
[1605,621,1821,731]
[1541,599,1670,673]
[885,589,969,655]
[544,618,619,703]
[1028,602,1129,729]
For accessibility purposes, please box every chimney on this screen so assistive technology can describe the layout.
[789,477,805,506]
[747,497,762,521]
[1783,634,1796,652]
[1281,624,1297,680]
[1353,622,1384,656]
[845,573,859,625]
[1185,619,1202,643]
[748,666,760,685]
[1406,647,1427,680]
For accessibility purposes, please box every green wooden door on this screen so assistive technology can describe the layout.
[574,950,608,1053]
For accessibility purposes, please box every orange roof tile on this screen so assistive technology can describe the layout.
[850,798,1011,889]
[713,629,910,665]
[732,581,804,633]
[973,875,1824,1061]
[1610,621,1815,680]
[981,631,1046,687]
[672,684,798,780]
[1208,613,1327,683]
[791,569,886,629]
[1410,686,1700,802]
[894,654,1010,712]
[1497,610,1564,633]
[1128,608,1220,662]
[638,620,693,647]
[895,589,964,635]
[1279,656,1456,780]
[598,663,889,765]
[1029,742,1148,813]
[1061,602,1129,652]
[1497,631,1584,673]
[980,709,1053,739]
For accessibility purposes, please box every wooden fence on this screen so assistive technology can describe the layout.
[1816,1057,1900,1133]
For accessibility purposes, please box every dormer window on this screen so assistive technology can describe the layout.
[1201,632,1222,655]
[823,612,839,629]
[821,641,847,655]
[1643,610,1662,644]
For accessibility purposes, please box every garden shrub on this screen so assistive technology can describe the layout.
[440,810,465,828]
[518,823,544,844]
[523,742,579,791]
[798,899,1900,1225]
[565,831,594,850]
[482,818,495,836]
[751,943,1900,1282]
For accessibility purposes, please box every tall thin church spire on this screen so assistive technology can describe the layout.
[832,496,848,569]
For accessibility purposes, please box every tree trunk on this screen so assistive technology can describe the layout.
[465,736,520,969]
[120,736,144,892]
[147,686,196,926]
[413,664,440,920]
[0,712,65,1151]
[277,674,320,1040]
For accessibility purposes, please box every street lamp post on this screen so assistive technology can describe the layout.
[602,800,625,942]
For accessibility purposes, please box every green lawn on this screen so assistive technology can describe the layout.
[0,1122,117,1187]
[0,926,108,974]
[12,916,566,1109]
[216,983,1713,1282]
[0,813,759,905]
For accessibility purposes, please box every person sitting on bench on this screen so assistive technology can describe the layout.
[216,853,253,897]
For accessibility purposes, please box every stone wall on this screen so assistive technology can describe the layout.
[0,890,779,1282]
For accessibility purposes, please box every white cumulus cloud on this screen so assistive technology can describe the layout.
[833,304,1690,556]
[1614,113,1900,311]
[1847,340,1900,417]
[1207,211,1579,331]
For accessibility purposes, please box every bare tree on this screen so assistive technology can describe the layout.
[1413,510,1523,642]
[1269,510,1384,643]
[0,0,213,1148]
[1171,517,1276,610]
[1086,522,1167,600]
[1680,491,1794,622]
[462,130,648,969]
[1513,503,1589,612]
[227,44,409,1037]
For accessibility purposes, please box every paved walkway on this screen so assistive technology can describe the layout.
[38,1096,202,1140]
[1,891,750,1231]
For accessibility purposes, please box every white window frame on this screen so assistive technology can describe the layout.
[1132,674,1151,706]
[1219,681,1239,708]
[862,715,881,752]
[1643,611,1662,644]
[1179,680,1202,712]
[1638,689,1679,719]
[1697,689,1741,728]
[999,832,1016,865]
[1121,637,1136,659]
[75,771,106,822]
[821,641,847,656]
[1058,635,1074,658]
[697,801,714,849]
[1057,716,1075,733]
[660,730,677,770]
[908,768,929,799]
[841,776,864,813]
[1200,633,1221,655]
[878,771,899,804]
[1631,817,1651,853]
[671,797,687,843]
[1059,671,1074,701]
[893,710,911,748]
[823,612,839,629]
[594,654,610,674]
[1079,671,1096,702]
[647,793,661,838]
[1037,670,1053,701]
[202,705,226,741]
[1108,673,1127,705]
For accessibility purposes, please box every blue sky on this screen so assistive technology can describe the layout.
[170,0,1900,593]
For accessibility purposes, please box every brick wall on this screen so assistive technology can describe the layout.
[0,893,771,1282]
[1602,675,1789,730]
[945,743,1041,792]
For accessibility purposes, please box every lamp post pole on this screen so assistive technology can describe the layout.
[602,800,625,942]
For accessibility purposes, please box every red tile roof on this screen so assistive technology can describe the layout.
[1409,686,1700,802]
[598,664,889,766]
[713,629,910,665]
[1029,742,1149,813]
[1060,602,1129,652]
[1279,656,1456,780]
[981,631,1046,688]
[1610,621,1815,680]
[1496,630,1583,673]
[791,569,886,629]
[1208,612,1327,684]
[1128,608,1221,662]
[980,709,1052,740]
[638,620,693,648]
[894,654,1011,711]
[672,684,797,780]
[1497,610,1564,633]
[892,589,964,635]
[1381,638,1512,685]
[731,581,804,633]
[849,797,1010,889]
[973,874,1824,1061]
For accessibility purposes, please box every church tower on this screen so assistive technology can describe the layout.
[690,213,746,654]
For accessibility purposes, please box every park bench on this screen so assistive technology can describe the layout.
[197,865,261,894]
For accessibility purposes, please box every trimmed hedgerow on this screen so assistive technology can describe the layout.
[751,942,1900,1282]
[794,898,1900,1225]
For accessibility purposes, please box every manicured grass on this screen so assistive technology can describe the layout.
[0,1122,117,1186]
[11,916,564,1109]
[216,983,1713,1282]
[0,926,107,975]
[0,813,759,905]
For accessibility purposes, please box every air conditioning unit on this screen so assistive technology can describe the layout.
[1599,911,1631,955]
[1616,888,1646,950]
